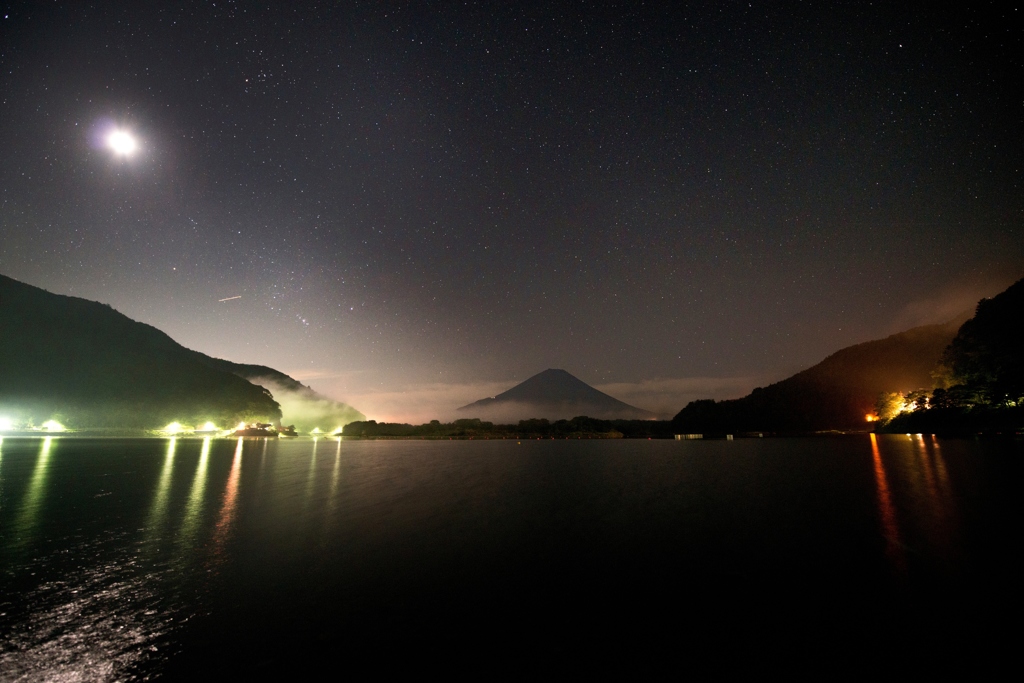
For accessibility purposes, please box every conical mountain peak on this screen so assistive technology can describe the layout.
[459,369,654,421]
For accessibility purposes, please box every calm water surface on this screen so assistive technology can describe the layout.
[0,435,1021,678]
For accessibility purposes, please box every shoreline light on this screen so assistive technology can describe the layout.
[163,422,184,435]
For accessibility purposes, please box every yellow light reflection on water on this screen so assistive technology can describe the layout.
[304,437,320,507]
[330,438,342,498]
[323,438,344,531]
[13,437,55,547]
[178,437,212,545]
[146,438,177,540]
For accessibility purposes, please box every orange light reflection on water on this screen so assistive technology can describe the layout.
[870,434,906,573]
[211,438,244,556]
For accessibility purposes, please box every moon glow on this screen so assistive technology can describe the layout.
[106,130,138,156]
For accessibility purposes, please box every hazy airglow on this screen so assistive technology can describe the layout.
[106,130,138,156]
[0,417,13,431]
[41,420,66,432]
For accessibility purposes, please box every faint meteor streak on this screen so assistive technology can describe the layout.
[218,296,242,302]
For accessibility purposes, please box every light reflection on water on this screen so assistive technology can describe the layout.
[1,439,173,681]
[145,437,177,545]
[210,439,244,562]
[326,439,343,524]
[0,435,1020,678]
[177,437,212,549]
[303,437,320,509]
[882,433,961,569]
[0,437,240,680]
[0,538,172,682]
[870,434,906,572]
[11,437,55,552]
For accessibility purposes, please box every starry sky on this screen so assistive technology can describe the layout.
[1,1,1021,420]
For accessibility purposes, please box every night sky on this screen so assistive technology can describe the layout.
[1,1,1021,420]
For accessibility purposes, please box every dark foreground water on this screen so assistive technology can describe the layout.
[0,435,1021,679]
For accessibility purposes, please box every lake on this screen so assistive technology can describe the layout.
[1,435,1021,678]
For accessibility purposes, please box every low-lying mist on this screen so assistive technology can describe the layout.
[247,377,365,433]
[319,376,761,424]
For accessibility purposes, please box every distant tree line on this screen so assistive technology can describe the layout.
[342,416,678,439]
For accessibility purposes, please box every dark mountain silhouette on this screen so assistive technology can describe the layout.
[940,277,1024,403]
[458,368,655,421]
[0,274,363,430]
[878,277,1024,435]
[672,317,967,434]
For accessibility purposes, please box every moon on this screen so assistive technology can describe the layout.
[106,130,138,156]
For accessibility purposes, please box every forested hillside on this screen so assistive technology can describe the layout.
[672,319,964,434]
[0,274,352,429]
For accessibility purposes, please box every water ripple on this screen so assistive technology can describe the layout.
[0,537,178,682]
